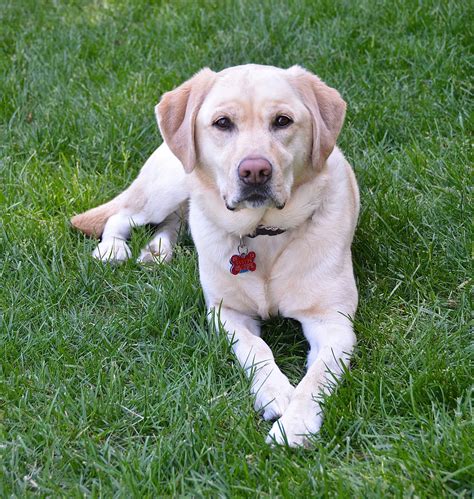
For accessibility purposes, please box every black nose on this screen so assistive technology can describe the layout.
[238,157,272,185]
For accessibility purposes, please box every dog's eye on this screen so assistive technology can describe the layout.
[274,115,293,128]
[213,117,233,130]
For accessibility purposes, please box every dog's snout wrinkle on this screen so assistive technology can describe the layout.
[238,156,272,186]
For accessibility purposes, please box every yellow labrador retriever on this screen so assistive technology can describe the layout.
[71,64,359,447]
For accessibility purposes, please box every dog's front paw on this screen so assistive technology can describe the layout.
[92,238,131,262]
[265,401,323,447]
[137,237,173,264]
[253,373,294,421]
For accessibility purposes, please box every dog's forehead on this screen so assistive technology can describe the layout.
[202,66,301,113]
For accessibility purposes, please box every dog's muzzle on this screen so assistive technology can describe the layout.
[225,156,286,210]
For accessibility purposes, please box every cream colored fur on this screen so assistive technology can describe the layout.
[71,64,359,447]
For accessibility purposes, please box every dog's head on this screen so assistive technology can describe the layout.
[156,64,346,211]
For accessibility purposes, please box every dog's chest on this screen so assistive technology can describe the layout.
[198,230,310,318]
[189,201,321,318]
[236,234,306,316]
[244,245,284,317]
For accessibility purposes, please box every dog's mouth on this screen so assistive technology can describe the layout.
[242,193,269,206]
[225,186,285,211]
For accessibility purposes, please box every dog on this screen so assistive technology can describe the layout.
[71,64,360,447]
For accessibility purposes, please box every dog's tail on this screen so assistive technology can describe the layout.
[70,198,121,238]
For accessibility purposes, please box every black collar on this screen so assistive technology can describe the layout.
[247,225,286,238]
[245,208,317,238]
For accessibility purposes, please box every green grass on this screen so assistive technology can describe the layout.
[1,0,472,495]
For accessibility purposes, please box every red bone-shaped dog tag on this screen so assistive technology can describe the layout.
[229,251,256,275]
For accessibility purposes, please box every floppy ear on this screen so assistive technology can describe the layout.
[155,68,216,173]
[288,65,346,169]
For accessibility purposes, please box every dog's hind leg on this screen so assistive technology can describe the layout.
[71,144,189,263]
[137,207,185,264]
[91,211,136,262]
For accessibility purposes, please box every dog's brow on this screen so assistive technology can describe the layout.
[265,103,296,115]
[211,104,243,116]
[210,102,297,122]
[209,108,245,125]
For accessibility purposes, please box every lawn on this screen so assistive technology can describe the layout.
[0,0,471,496]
